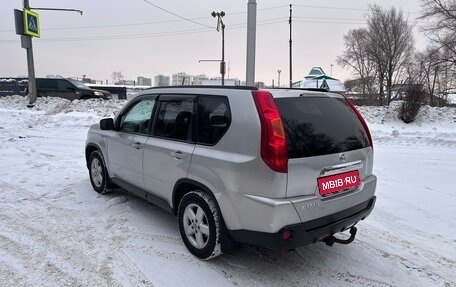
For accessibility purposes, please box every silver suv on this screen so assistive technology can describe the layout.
[85,86,376,259]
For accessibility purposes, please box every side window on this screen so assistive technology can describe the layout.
[153,99,195,141]
[119,99,155,135]
[38,79,58,90]
[197,96,231,145]
[0,81,17,93]
[58,80,74,91]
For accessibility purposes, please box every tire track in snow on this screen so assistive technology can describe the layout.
[356,228,455,285]
[0,180,149,286]
[212,245,396,287]
[115,251,155,287]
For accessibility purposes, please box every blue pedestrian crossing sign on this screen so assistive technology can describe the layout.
[24,9,40,38]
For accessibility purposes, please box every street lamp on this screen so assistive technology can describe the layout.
[278,69,281,87]
[212,11,225,86]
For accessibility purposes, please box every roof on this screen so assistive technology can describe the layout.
[296,78,345,92]
[297,67,345,92]
[304,67,327,79]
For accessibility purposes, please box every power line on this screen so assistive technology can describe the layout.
[294,4,420,14]
[294,20,366,25]
[293,4,366,12]
[0,4,419,33]
[227,4,288,16]
[0,20,286,44]
[142,0,214,29]
[0,18,209,33]
[294,16,365,21]
[0,4,289,33]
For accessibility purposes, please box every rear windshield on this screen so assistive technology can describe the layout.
[275,96,370,159]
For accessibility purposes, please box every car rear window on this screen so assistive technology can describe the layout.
[275,96,370,159]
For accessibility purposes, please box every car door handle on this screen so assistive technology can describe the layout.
[170,151,185,160]
[131,142,143,149]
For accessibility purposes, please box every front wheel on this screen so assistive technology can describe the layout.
[88,150,109,194]
[178,191,225,259]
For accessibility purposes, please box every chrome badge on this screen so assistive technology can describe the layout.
[339,153,346,163]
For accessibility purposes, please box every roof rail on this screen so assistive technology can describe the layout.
[144,85,259,91]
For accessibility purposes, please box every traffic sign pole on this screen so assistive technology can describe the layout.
[24,0,37,106]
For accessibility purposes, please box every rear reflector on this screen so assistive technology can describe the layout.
[281,230,293,241]
[252,90,288,173]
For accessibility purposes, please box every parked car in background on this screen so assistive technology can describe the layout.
[1,77,112,100]
[31,78,111,100]
[85,86,376,259]
[0,78,30,96]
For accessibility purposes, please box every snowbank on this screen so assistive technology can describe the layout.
[0,96,454,287]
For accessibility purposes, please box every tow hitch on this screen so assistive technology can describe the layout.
[323,226,357,246]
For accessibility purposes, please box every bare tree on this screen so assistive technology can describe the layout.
[338,5,414,105]
[337,28,377,99]
[365,5,415,105]
[415,47,442,105]
[420,0,456,65]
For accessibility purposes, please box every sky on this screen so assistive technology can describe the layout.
[1,0,426,85]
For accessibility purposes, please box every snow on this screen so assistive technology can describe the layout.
[297,78,345,92]
[0,95,455,286]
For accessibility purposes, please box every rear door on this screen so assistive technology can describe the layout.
[107,97,156,188]
[57,79,79,100]
[274,94,372,199]
[143,95,196,203]
[36,79,58,98]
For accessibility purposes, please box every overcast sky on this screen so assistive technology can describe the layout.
[1,0,426,85]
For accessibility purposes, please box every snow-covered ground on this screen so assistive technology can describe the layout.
[0,95,455,287]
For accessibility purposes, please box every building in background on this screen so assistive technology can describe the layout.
[293,67,345,92]
[118,79,136,86]
[192,74,209,85]
[172,72,191,86]
[255,82,265,88]
[154,75,170,87]
[201,78,239,86]
[137,76,152,86]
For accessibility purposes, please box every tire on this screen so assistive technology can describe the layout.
[178,191,225,259]
[88,150,110,194]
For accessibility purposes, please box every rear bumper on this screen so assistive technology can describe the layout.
[228,196,376,249]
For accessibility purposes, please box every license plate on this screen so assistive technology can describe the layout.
[317,170,360,196]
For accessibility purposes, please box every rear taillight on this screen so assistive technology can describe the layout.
[344,96,373,149]
[252,90,288,173]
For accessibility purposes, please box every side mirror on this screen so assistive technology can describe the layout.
[67,86,75,91]
[100,118,114,130]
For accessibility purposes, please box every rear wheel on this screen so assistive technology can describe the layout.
[88,150,109,194]
[178,191,225,259]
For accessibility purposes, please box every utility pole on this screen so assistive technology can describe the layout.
[289,4,293,88]
[246,0,257,86]
[24,0,37,107]
[212,11,226,85]
[221,19,225,86]
[278,69,281,87]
